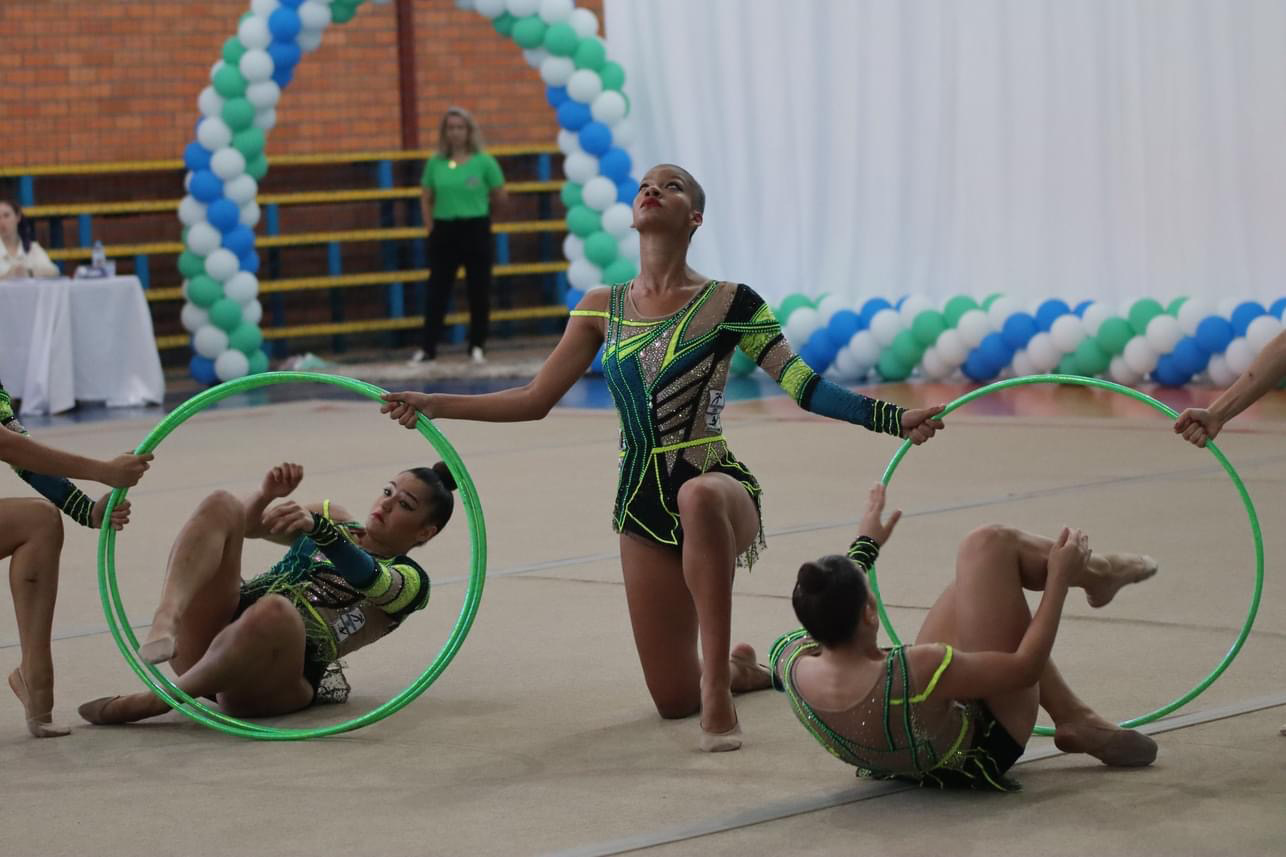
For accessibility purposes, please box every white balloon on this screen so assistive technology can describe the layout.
[1207,353,1237,387]
[299,1,332,31]
[251,0,280,18]
[239,201,262,228]
[898,295,933,326]
[204,248,240,282]
[215,349,251,382]
[1050,315,1086,352]
[178,195,207,227]
[1245,314,1283,353]
[1108,355,1142,386]
[474,0,506,17]
[610,118,635,147]
[505,0,538,15]
[194,325,230,359]
[617,231,640,261]
[957,309,991,349]
[921,347,951,380]
[869,309,902,347]
[816,294,849,327]
[563,152,599,184]
[935,329,968,366]
[1122,335,1159,375]
[242,299,264,326]
[246,81,282,110]
[1225,337,1254,373]
[297,29,325,53]
[556,129,582,156]
[541,55,576,87]
[848,331,881,370]
[224,272,259,303]
[1177,297,1213,336]
[567,258,602,290]
[197,117,233,151]
[210,59,227,81]
[238,16,273,50]
[566,69,604,105]
[985,297,1017,330]
[562,233,584,262]
[181,303,210,334]
[224,175,259,206]
[1216,297,1240,318]
[186,223,222,256]
[210,148,247,181]
[830,346,863,382]
[198,86,224,118]
[539,0,574,23]
[784,307,821,346]
[1144,314,1183,355]
[568,7,599,37]
[581,176,617,211]
[1026,332,1062,372]
[253,108,278,131]
[1081,302,1111,338]
[522,48,549,68]
[601,203,633,237]
[239,49,275,83]
[1010,349,1035,378]
[184,172,193,192]
[590,91,627,126]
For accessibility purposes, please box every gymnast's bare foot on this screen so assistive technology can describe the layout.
[730,643,772,694]
[1085,553,1158,608]
[1054,711,1157,767]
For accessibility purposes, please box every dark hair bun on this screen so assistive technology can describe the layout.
[796,561,829,595]
[431,461,457,492]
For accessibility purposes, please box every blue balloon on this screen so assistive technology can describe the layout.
[1231,301,1267,336]
[1171,337,1210,376]
[563,287,585,312]
[190,170,224,203]
[1270,297,1286,319]
[239,250,261,275]
[590,345,604,374]
[859,298,892,326]
[268,39,302,71]
[895,296,907,310]
[268,7,302,41]
[189,355,218,384]
[1152,354,1191,387]
[184,142,213,172]
[827,310,862,343]
[806,328,840,367]
[1073,300,1093,317]
[223,226,256,258]
[545,85,569,108]
[206,198,241,233]
[1035,299,1071,331]
[578,121,613,156]
[599,147,633,182]
[272,65,295,89]
[1001,312,1039,350]
[556,100,591,131]
[616,179,639,204]
[962,352,998,382]
[1195,316,1234,353]
[278,0,304,7]
[979,332,1014,371]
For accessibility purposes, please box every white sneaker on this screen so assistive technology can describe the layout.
[470,347,486,364]
[408,349,432,365]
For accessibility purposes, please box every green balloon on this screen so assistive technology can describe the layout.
[599,61,626,91]
[778,294,814,320]
[602,257,637,285]
[222,37,246,67]
[730,348,756,377]
[544,22,580,56]
[1167,296,1188,316]
[511,16,547,49]
[943,295,980,327]
[566,205,601,238]
[209,298,243,332]
[981,292,1004,310]
[560,182,582,208]
[1094,317,1133,355]
[492,12,516,36]
[222,97,255,132]
[910,310,947,348]
[246,153,269,181]
[1127,298,1165,334]
[583,231,618,268]
[330,3,357,24]
[188,275,223,309]
[229,322,263,355]
[248,349,270,375]
[891,330,924,367]
[1057,354,1083,376]
[233,127,266,160]
[877,350,912,382]
[178,251,206,280]
[1073,338,1110,376]
[573,37,607,71]
[212,65,247,99]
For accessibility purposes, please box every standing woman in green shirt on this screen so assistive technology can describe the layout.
[412,107,507,365]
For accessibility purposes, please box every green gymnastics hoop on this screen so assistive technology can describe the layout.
[868,373,1263,737]
[95,371,487,740]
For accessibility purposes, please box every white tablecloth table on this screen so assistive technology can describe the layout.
[0,276,165,415]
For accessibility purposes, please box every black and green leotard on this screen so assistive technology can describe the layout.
[572,281,906,565]
[0,379,98,526]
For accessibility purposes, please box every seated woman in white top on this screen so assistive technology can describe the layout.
[0,200,59,280]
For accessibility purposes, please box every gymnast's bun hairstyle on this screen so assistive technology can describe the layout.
[407,462,456,532]
[791,555,867,646]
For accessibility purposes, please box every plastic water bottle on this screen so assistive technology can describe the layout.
[91,240,106,271]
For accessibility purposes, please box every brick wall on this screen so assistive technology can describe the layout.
[2,0,605,167]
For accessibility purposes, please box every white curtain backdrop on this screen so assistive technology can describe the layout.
[604,0,1286,308]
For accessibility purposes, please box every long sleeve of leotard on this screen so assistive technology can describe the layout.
[0,384,97,527]
[846,535,881,572]
[309,514,431,618]
[723,286,905,436]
